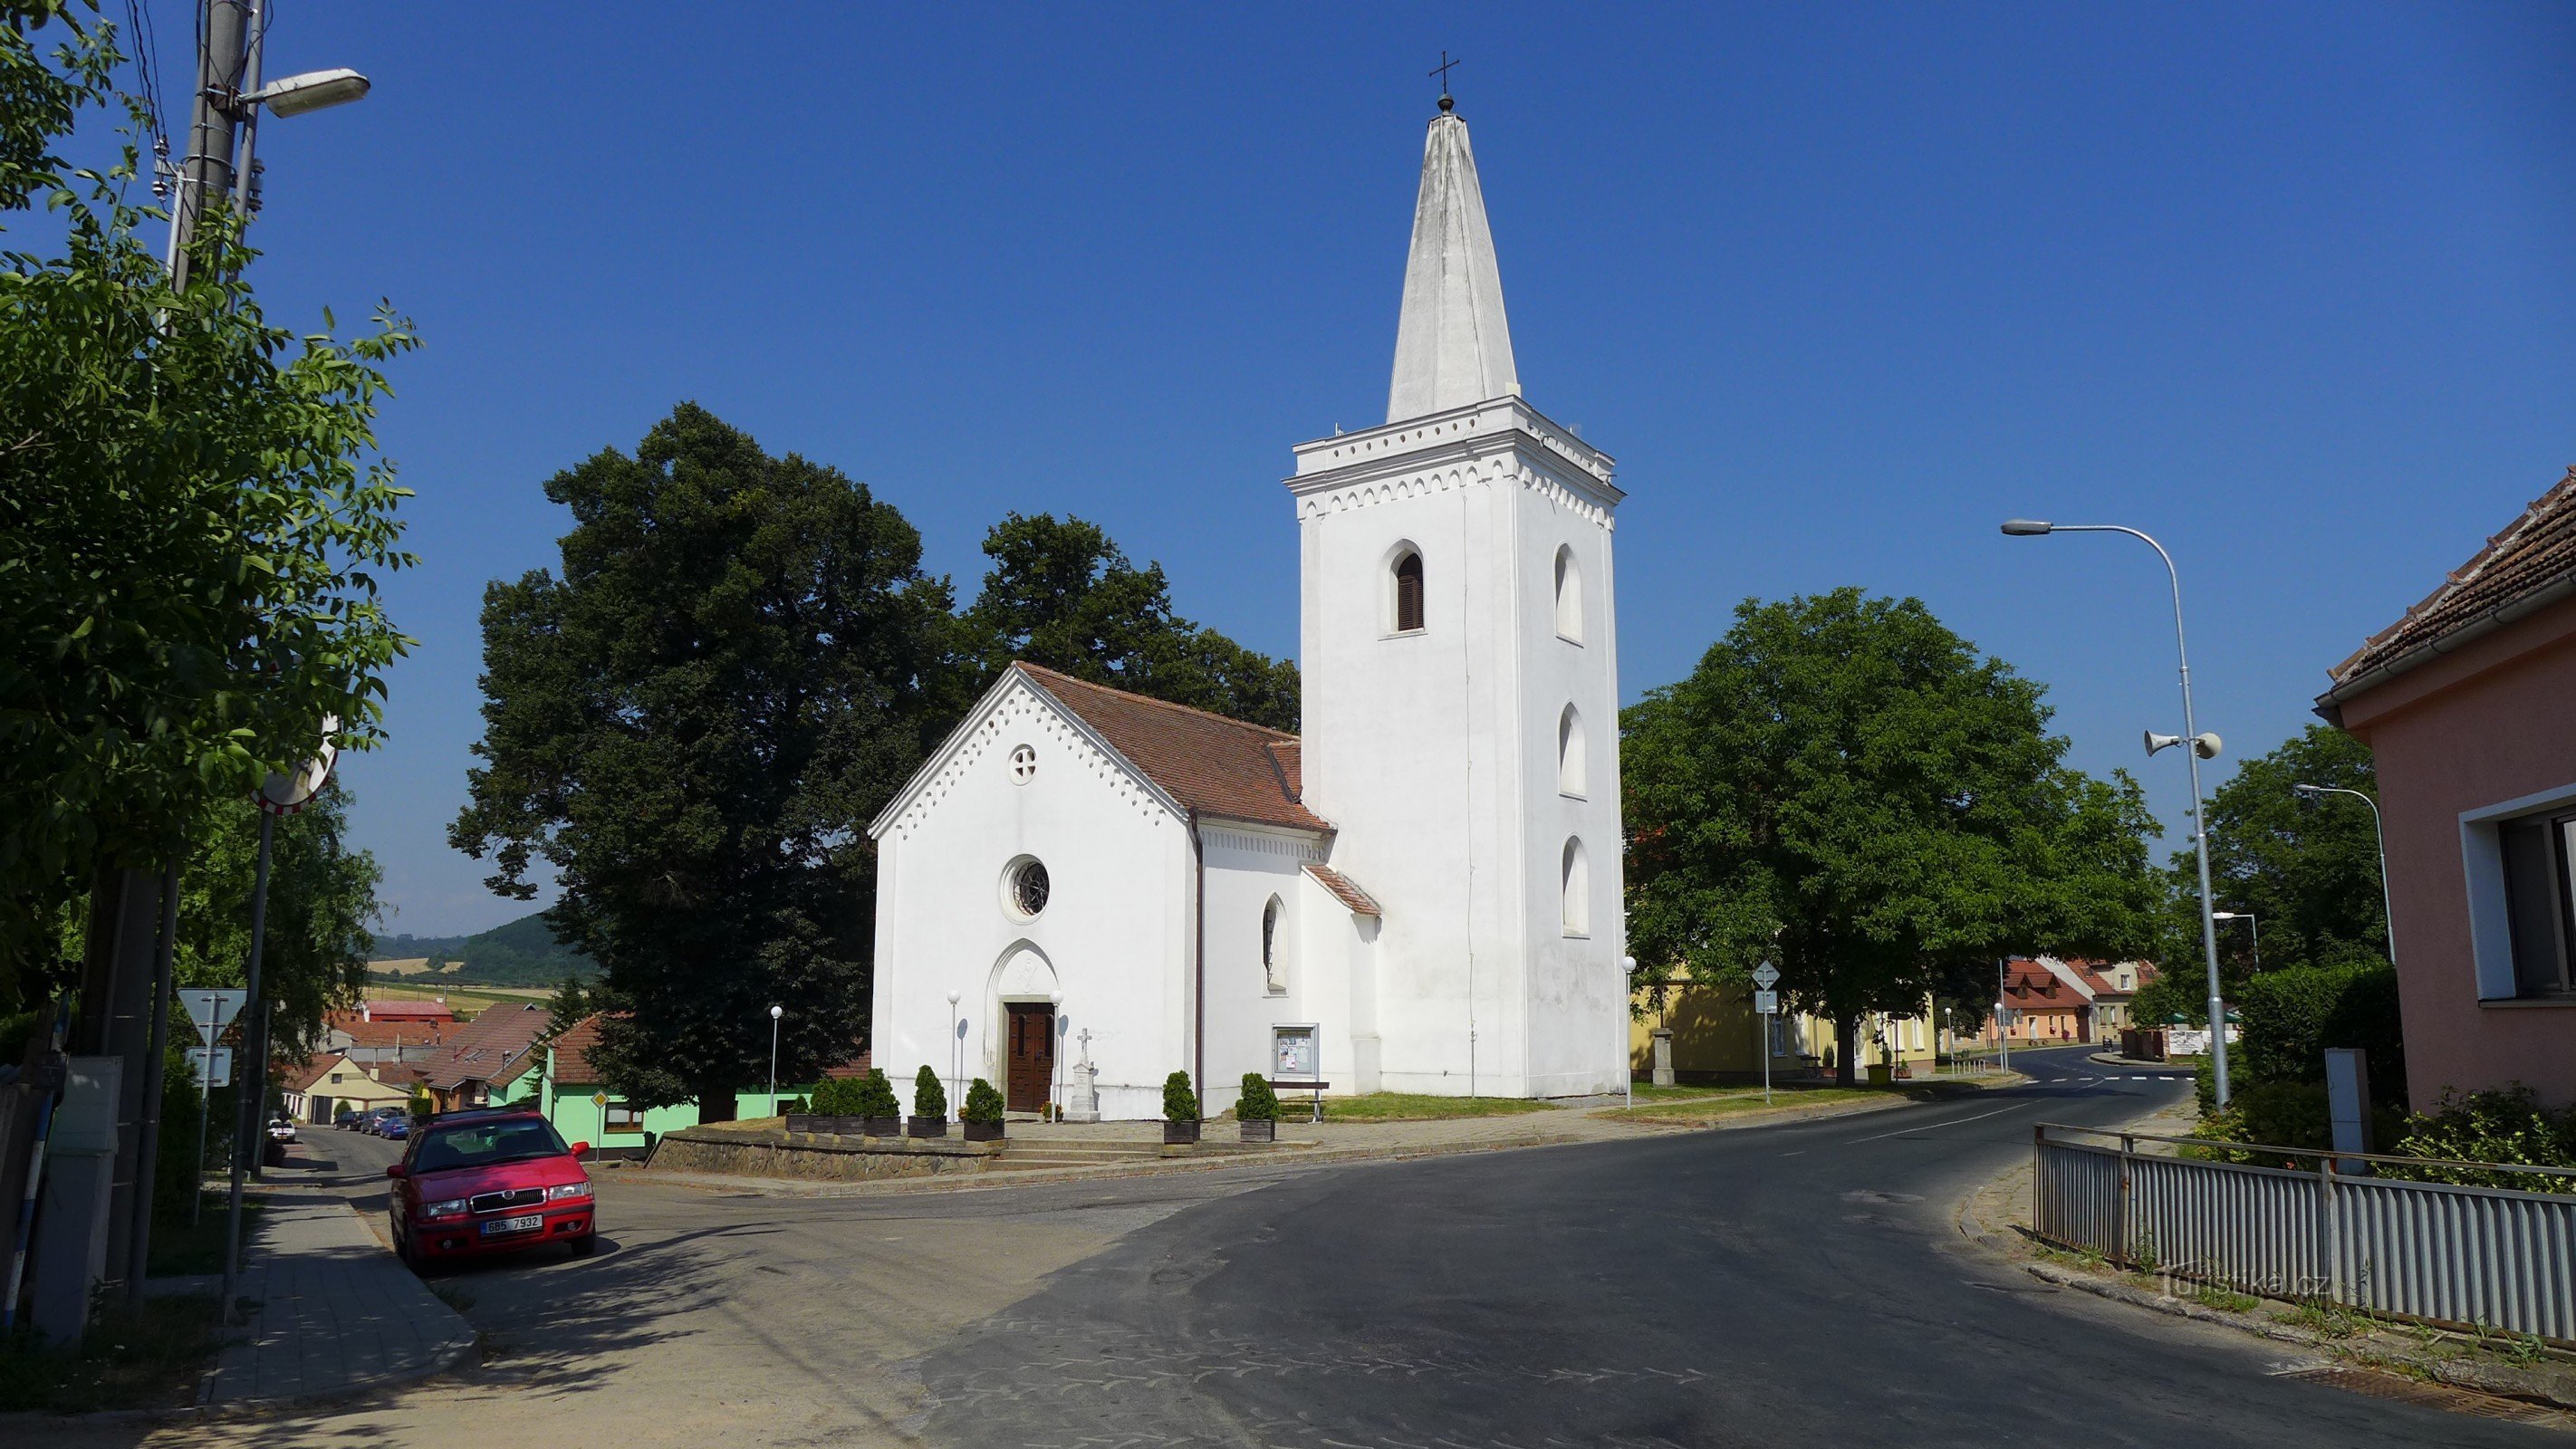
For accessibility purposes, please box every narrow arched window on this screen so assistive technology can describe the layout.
[1262,896,1285,993]
[1561,838,1590,936]
[1553,545,1582,643]
[1393,551,1425,633]
[1558,705,1586,797]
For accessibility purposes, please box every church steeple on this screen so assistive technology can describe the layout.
[1386,103,1518,424]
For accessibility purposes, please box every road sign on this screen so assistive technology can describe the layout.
[187,1046,234,1088]
[181,988,246,1044]
[591,1093,608,1108]
[1752,963,1781,990]
[1753,990,1779,1015]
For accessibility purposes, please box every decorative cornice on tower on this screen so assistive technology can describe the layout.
[1388,109,1519,424]
[1285,395,1622,528]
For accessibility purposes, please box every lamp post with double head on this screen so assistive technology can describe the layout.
[2002,519,2234,1107]
[2294,783,2397,966]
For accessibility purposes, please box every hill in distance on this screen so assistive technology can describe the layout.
[372,910,595,988]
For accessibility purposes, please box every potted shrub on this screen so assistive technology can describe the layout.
[856,1069,901,1136]
[961,1078,1006,1141]
[784,1081,822,1135]
[856,1068,903,1137]
[1162,1070,1201,1146]
[1236,1072,1279,1143]
[908,1064,949,1137]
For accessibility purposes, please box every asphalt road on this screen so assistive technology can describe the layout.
[909,1047,2559,1449]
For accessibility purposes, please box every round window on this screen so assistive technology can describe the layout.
[1010,744,1036,782]
[1006,858,1050,917]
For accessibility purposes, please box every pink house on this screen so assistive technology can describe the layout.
[2318,467,2576,1109]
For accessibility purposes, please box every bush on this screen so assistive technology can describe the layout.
[2235,962,2404,1105]
[1237,1072,1279,1122]
[776,1096,806,1115]
[409,1087,433,1122]
[808,1077,854,1115]
[1162,1070,1198,1122]
[2386,1087,2576,1194]
[854,1068,900,1118]
[962,1078,1004,1125]
[913,1064,947,1119]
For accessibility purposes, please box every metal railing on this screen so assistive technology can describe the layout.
[2032,1122,2576,1345]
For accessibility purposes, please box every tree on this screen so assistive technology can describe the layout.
[1623,590,2160,1084]
[450,405,954,1119]
[961,513,1299,731]
[0,10,417,1004]
[2156,724,2387,984]
[543,973,593,1040]
[169,788,382,1060]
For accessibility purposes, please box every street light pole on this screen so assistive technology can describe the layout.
[946,991,963,1111]
[2004,519,2233,1107]
[2295,783,2396,965]
[1618,955,1636,1109]
[2211,911,2260,973]
[766,1004,782,1117]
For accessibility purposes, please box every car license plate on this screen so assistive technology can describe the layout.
[481,1214,543,1235]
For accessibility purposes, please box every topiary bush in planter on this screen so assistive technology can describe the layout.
[910,1064,949,1137]
[1236,1072,1279,1143]
[855,1068,903,1136]
[1162,1070,1200,1145]
[962,1078,1006,1141]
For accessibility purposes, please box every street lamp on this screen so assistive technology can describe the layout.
[2003,517,2235,1107]
[1050,992,1065,1121]
[2211,911,2260,972]
[2294,782,2397,965]
[766,1004,783,1116]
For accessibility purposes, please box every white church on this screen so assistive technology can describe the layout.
[867,97,1629,1119]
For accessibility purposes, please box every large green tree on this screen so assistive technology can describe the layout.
[450,405,954,1118]
[962,513,1299,731]
[0,8,416,1005]
[168,789,382,1060]
[2153,722,2388,987]
[1623,589,2160,1083]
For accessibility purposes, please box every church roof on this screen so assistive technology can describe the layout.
[1303,863,1381,916]
[1014,664,1331,833]
[1387,103,1518,424]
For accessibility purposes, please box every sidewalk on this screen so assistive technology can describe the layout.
[197,1188,478,1409]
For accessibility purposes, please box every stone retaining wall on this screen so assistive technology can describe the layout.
[649,1126,1004,1183]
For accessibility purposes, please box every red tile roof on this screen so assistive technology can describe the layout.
[547,1012,869,1088]
[1304,863,1381,916]
[360,999,457,1023]
[418,1002,552,1092]
[283,1054,344,1093]
[1015,664,1330,833]
[2002,960,2089,1011]
[2328,465,2576,694]
[324,1010,447,1051]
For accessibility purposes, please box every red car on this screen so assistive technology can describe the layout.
[387,1106,597,1267]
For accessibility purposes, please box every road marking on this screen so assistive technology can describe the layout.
[1846,1103,2026,1144]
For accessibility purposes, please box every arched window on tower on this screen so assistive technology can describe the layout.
[1392,550,1425,633]
[1554,545,1582,643]
[1561,838,1591,936]
[1262,896,1285,993]
[1558,705,1586,797]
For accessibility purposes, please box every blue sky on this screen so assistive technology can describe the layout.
[135,4,2576,936]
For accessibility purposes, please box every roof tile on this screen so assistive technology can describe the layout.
[2330,466,2576,690]
[1015,664,1330,833]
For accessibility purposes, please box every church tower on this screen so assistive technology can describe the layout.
[1290,97,1627,1098]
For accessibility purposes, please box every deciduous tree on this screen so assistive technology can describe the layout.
[962,513,1298,731]
[1623,590,2159,1084]
[450,405,952,1118]
[2158,723,2387,982]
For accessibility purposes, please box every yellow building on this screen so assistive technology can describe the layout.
[1629,980,1975,1082]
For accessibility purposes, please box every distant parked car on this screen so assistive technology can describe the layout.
[266,1114,298,1144]
[365,1107,407,1136]
[380,1116,410,1140]
[386,1106,594,1268]
[334,1108,360,1130]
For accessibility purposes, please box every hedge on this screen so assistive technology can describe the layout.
[2235,961,2404,1105]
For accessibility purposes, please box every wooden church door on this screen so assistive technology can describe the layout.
[1005,1003,1055,1113]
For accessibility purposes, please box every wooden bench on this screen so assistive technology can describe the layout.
[1268,1079,1329,1123]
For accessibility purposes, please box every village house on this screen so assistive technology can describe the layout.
[2317,466,2576,1109]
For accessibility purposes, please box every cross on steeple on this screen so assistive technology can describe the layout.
[1430,50,1461,110]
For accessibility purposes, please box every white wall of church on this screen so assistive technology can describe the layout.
[870,680,1192,1121]
[1197,825,1327,1118]
[1290,398,1628,1099]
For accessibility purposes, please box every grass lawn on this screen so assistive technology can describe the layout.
[0,1293,220,1413]
[147,1194,263,1278]
[1320,1092,1562,1122]
[1596,1085,1891,1125]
